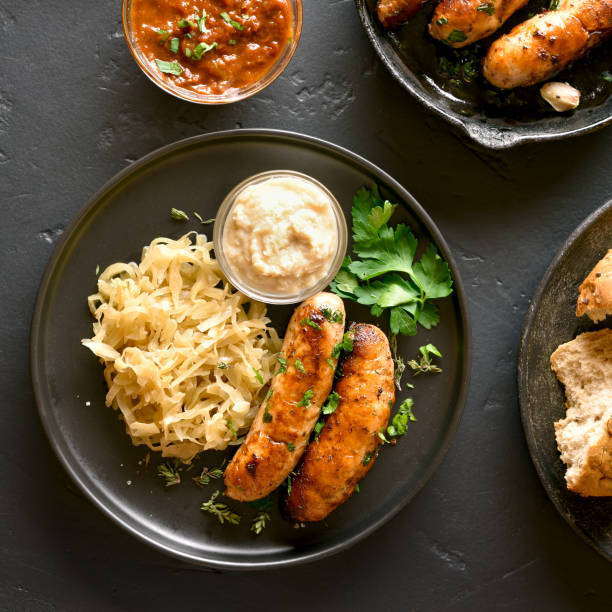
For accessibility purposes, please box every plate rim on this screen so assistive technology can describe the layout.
[30,128,472,570]
[353,0,612,150]
[517,198,612,564]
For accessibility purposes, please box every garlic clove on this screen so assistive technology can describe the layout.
[540,82,581,112]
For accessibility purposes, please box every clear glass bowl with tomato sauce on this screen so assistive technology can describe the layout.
[122,0,302,104]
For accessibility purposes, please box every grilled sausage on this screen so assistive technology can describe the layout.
[224,292,345,502]
[429,0,530,48]
[377,0,430,29]
[483,0,612,88]
[285,323,394,522]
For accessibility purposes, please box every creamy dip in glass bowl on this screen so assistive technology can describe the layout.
[214,171,347,304]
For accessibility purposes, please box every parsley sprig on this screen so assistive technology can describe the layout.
[331,186,453,336]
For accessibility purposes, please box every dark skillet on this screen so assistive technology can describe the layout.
[355,0,612,148]
[518,199,612,563]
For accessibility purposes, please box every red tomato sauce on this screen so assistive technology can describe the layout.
[130,0,293,96]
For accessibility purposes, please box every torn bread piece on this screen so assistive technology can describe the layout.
[576,249,612,322]
[551,329,612,496]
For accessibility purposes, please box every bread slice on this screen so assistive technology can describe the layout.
[576,249,612,322]
[551,329,612,496]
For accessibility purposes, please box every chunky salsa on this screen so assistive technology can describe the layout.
[130,0,293,97]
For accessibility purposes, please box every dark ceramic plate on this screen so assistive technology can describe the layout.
[355,0,612,149]
[518,200,612,563]
[30,129,471,570]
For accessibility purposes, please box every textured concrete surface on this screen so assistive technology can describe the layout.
[2,1,612,610]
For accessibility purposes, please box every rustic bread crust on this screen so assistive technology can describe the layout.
[567,422,612,496]
[576,249,612,321]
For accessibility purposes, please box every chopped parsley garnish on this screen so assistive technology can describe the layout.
[193,41,217,61]
[157,460,181,487]
[326,357,335,369]
[265,388,273,402]
[200,490,241,525]
[226,419,238,438]
[296,388,314,408]
[321,391,339,416]
[436,16,448,25]
[193,460,225,487]
[286,442,295,452]
[217,361,229,369]
[354,483,360,493]
[275,354,287,375]
[156,59,183,76]
[262,389,273,423]
[300,317,322,330]
[330,186,453,336]
[294,358,306,374]
[477,3,495,15]
[220,11,245,30]
[286,472,294,494]
[448,29,467,43]
[157,29,170,42]
[602,71,612,82]
[253,368,264,384]
[387,398,416,438]
[321,307,344,324]
[407,344,442,376]
[331,331,354,359]
[169,37,180,54]
[229,39,237,45]
[193,211,215,224]
[177,18,197,29]
[313,420,325,441]
[170,207,189,220]
[362,450,376,466]
[549,0,560,8]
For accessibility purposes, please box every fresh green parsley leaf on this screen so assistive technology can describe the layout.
[157,460,181,487]
[200,490,241,525]
[390,306,417,336]
[322,391,339,416]
[387,398,416,437]
[477,3,495,14]
[220,11,244,30]
[156,59,183,76]
[193,459,226,487]
[198,9,207,32]
[226,419,238,438]
[193,211,215,224]
[170,207,189,220]
[313,419,325,441]
[251,511,270,534]
[436,16,448,25]
[407,344,442,376]
[321,307,344,324]
[330,258,360,299]
[275,354,287,375]
[549,0,560,8]
[217,361,229,369]
[354,483,360,493]
[448,30,467,43]
[286,472,295,494]
[192,41,217,61]
[331,331,354,359]
[286,442,295,452]
[229,39,237,45]
[362,450,376,466]
[263,403,273,423]
[300,317,322,330]
[378,428,390,444]
[297,388,314,408]
[326,357,336,369]
[294,358,307,374]
[602,71,612,82]
[169,37,180,54]
[351,185,396,246]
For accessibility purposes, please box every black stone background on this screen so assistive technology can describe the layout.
[2,1,611,610]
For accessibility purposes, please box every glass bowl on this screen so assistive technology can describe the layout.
[213,170,348,305]
[122,0,302,105]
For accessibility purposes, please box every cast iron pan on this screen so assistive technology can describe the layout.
[518,199,612,563]
[355,0,612,149]
[30,129,471,570]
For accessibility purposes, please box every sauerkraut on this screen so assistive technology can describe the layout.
[82,232,281,462]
